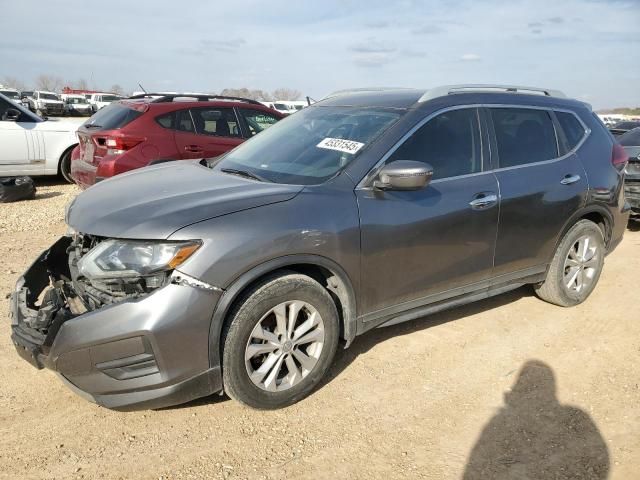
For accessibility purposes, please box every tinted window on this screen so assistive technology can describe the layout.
[387,108,481,180]
[238,108,280,136]
[556,111,586,150]
[217,106,400,185]
[0,97,12,119]
[619,127,640,146]
[491,108,558,167]
[191,108,239,137]
[176,110,195,132]
[83,103,142,130]
[156,112,174,129]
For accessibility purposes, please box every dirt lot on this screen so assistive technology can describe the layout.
[1,180,638,480]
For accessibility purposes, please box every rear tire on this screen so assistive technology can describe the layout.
[59,148,74,183]
[222,272,339,409]
[534,220,605,307]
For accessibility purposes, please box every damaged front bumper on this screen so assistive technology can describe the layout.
[10,236,224,411]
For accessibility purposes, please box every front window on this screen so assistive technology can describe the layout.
[101,95,122,102]
[216,106,401,185]
[237,108,280,136]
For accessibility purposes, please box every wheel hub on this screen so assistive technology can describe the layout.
[245,300,325,392]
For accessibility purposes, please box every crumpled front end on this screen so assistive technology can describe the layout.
[10,235,223,411]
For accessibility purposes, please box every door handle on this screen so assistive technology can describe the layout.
[184,145,203,152]
[469,193,498,210]
[560,174,581,185]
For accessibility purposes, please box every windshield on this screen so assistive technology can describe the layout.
[1,91,19,99]
[101,95,121,102]
[216,106,401,185]
[83,102,142,130]
[68,97,88,104]
[274,103,290,110]
[40,93,60,101]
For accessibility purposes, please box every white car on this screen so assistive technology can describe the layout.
[0,86,22,106]
[0,93,79,182]
[87,93,124,113]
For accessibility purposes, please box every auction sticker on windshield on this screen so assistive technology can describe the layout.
[316,138,365,155]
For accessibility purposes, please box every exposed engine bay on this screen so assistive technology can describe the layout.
[15,234,171,337]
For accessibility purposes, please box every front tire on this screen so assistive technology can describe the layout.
[534,220,605,307]
[222,272,339,409]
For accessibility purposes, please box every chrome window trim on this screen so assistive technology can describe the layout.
[357,103,591,189]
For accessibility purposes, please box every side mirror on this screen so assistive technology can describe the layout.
[3,108,20,121]
[373,160,433,191]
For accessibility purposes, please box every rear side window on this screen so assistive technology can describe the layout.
[83,103,142,130]
[491,108,558,167]
[190,107,240,137]
[176,110,195,132]
[555,111,586,151]
[388,108,481,180]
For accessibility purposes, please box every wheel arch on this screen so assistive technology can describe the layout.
[208,255,358,370]
[553,205,613,258]
[57,142,78,176]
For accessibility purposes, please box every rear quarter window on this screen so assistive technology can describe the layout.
[83,103,143,130]
[555,111,587,151]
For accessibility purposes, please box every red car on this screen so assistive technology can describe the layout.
[71,94,284,188]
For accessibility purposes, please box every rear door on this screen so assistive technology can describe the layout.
[173,107,244,159]
[488,106,588,277]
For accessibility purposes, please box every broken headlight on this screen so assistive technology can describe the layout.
[77,239,201,280]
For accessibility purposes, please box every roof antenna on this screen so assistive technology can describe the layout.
[138,83,147,94]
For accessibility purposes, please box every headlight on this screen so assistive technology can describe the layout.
[77,239,201,279]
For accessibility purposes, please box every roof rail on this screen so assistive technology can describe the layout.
[323,87,412,99]
[418,84,566,103]
[126,93,264,106]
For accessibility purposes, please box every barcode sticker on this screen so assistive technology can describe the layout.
[316,137,365,155]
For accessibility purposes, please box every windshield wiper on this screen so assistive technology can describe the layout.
[220,168,269,182]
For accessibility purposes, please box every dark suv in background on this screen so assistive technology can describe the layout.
[71,94,284,188]
[11,85,629,411]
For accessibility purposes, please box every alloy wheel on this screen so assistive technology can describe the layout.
[245,300,325,392]
[563,234,600,293]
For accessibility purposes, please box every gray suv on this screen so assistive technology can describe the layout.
[10,85,630,410]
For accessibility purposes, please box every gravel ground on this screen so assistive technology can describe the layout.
[0,180,639,479]
[0,179,79,232]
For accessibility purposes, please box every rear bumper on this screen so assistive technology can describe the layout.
[9,237,224,411]
[70,158,97,189]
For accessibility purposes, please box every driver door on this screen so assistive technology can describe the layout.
[356,107,499,322]
[0,97,35,167]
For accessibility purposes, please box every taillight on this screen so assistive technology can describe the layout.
[612,143,628,170]
[105,136,145,155]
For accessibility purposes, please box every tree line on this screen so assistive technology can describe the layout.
[2,75,302,101]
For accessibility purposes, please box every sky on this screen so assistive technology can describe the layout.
[0,0,638,109]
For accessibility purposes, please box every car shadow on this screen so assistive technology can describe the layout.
[35,191,63,200]
[627,219,640,231]
[32,177,70,187]
[462,360,609,479]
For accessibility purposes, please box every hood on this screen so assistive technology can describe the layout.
[66,160,303,239]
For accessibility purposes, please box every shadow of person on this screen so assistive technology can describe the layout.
[463,360,609,480]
